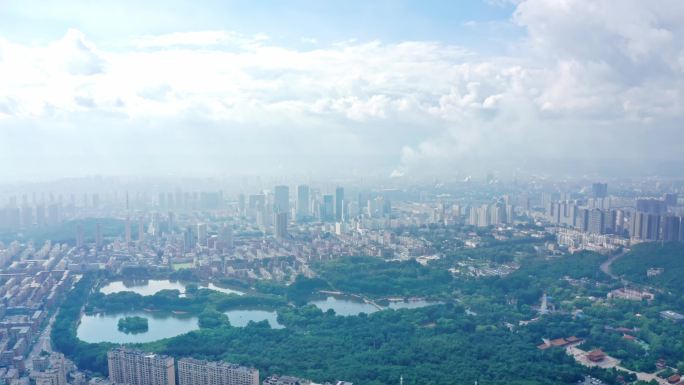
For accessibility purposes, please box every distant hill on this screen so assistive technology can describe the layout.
[612,242,684,294]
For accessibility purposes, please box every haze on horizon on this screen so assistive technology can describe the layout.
[0,0,683,182]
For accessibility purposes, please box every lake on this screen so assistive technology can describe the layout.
[309,296,380,316]
[99,279,244,296]
[77,311,199,343]
[224,309,284,329]
[309,296,442,316]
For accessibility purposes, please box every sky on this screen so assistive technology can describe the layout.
[0,0,683,181]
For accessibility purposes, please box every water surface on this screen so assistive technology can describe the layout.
[77,311,199,343]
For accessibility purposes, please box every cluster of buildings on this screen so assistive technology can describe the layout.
[106,348,350,385]
[0,271,73,366]
[545,183,684,252]
[0,238,79,384]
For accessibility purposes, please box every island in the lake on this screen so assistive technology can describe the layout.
[117,316,149,334]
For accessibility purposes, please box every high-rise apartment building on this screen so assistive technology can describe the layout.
[662,216,681,241]
[275,212,288,239]
[321,195,334,222]
[587,209,605,235]
[178,358,259,385]
[591,183,608,199]
[107,348,176,385]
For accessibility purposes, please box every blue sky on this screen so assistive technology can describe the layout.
[0,0,682,181]
[0,0,520,50]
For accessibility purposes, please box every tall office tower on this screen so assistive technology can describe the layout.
[587,209,605,235]
[75,225,84,248]
[274,185,289,214]
[662,216,681,241]
[275,212,288,239]
[197,223,208,246]
[219,224,234,250]
[96,222,103,249]
[296,185,310,220]
[322,194,334,221]
[159,193,166,209]
[138,216,145,242]
[178,358,259,385]
[107,348,176,385]
[125,216,132,244]
[335,187,345,221]
[592,183,608,199]
[92,193,100,209]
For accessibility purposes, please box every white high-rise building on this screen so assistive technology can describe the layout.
[107,348,176,385]
[178,358,259,385]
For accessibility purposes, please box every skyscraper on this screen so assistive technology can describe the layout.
[107,348,176,385]
[274,185,289,215]
[335,187,345,222]
[296,185,310,220]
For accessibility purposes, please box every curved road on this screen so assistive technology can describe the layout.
[599,249,628,280]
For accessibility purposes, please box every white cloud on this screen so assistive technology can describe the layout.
[0,1,683,180]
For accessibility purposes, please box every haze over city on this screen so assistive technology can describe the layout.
[2,2,684,385]
[1,0,683,181]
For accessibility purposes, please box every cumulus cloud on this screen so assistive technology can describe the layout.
[0,0,683,180]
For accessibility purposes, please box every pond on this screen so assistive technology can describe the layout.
[309,296,442,316]
[99,279,244,296]
[224,309,284,329]
[77,311,199,343]
[308,296,380,316]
